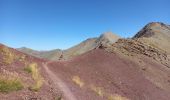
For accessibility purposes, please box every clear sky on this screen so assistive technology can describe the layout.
[0,0,170,50]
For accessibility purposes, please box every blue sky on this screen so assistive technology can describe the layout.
[0,0,170,50]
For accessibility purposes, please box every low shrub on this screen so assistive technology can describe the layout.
[72,76,84,87]
[0,47,15,64]
[91,86,104,97]
[0,75,23,93]
[25,63,43,92]
[108,94,129,100]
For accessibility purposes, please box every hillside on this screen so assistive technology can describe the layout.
[0,44,62,100]
[18,32,120,60]
[1,22,170,100]
[47,49,170,100]
[44,22,170,100]
[17,47,63,60]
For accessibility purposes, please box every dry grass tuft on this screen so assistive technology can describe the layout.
[19,55,26,62]
[24,63,43,92]
[108,94,129,100]
[72,76,84,88]
[0,46,15,64]
[91,85,104,97]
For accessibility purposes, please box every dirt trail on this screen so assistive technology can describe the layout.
[42,62,77,100]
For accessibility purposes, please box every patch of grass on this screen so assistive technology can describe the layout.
[24,66,32,73]
[72,76,84,88]
[0,75,23,93]
[0,46,15,64]
[91,85,104,97]
[30,78,43,92]
[26,63,43,92]
[108,94,129,100]
[54,95,62,100]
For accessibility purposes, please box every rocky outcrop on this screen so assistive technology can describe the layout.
[110,39,170,68]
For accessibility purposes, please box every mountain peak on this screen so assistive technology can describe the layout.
[94,32,120,48]
[133,22,170,38]
[145,22,170,30]
[99,32,120,43]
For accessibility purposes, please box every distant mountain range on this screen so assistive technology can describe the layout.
[17,32,120,60]
[18,22,170,61]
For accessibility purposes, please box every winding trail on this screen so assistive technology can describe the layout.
[42,62,77,100]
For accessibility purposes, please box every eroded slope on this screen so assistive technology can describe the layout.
[0,44,61,100]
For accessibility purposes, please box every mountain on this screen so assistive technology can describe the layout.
[63,32,120,59]
[18,32,120,60]
[1,22,170,100]
[62,38,98,59]
[133,22,170,53]
[17,47,62,60]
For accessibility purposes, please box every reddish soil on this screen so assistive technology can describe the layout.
[0,44,59,100]
[1,43,170,100]
[47,49,170,100]
[43,62,77,100]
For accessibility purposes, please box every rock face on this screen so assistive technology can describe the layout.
[111,39,170,68]
[18,32,120,60]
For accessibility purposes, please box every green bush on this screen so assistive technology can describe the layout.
[0,77,23,93]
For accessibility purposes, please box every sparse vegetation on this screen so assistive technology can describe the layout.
[19,55,26,62]
[91,85,104,97]
[25,63,43,92]
[0,46,15,64]
[72,76,84,87]
[24,65,32,73]
[0,74,23,93]
[54,95,62,100]
[108,94,129,100]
